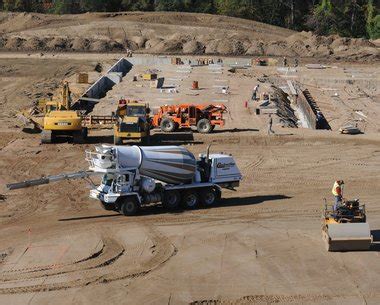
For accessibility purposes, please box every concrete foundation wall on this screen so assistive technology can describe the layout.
[295,92,316,129]
[83,58,133,99]
[108,58,133,76]
[84,76,116,99]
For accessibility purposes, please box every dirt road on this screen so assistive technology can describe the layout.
[0,54,380,305]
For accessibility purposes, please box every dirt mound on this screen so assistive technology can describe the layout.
[71,38,91,51]
[0,37,6,48]
[182,40,204,54]
[130,36,147,48]
[89,39,111,52]
[0,12,377,61]
[265,41,296,57]
[23,37,46,50]
[148,39,183,53]
[145,38,163,50]
[4,36,25,50]
[245,41,265,55]
[46,37,69,51]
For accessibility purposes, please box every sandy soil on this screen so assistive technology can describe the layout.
[0,53,380,305]
[0,12,378,61]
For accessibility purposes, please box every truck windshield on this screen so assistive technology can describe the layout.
[102,174,114,186]
[127,106,145,117]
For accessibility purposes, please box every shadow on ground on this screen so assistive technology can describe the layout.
[370,229,380,251]
[213,128,259,133]
[87,131,203,146]
[58,194,291,221]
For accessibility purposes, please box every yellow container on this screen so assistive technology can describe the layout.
[142,73,157,81]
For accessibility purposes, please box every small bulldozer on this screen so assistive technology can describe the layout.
[322,199,372,251]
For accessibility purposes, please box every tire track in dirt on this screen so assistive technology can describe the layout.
[0,226,176,294]
[190,293,333,304]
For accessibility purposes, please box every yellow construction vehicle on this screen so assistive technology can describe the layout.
[41,82,87,144]
[322,199,372,251]
[113,100,151,145]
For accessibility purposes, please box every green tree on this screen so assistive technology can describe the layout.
[340,0,367,37]
[155,0,186,11]
[3,0,15,10]
[366,0,380,39]
[54,0,79,14]
[215,0,255,19]
[122,0,154,11]
[307,0,336,35]
[79,0,105,12]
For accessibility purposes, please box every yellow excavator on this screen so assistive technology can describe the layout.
[40,82,87,144]
[113,100,151,145]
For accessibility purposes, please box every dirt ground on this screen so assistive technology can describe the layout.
[0,51,380,305]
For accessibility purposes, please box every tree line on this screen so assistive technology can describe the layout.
[0,0,379,39]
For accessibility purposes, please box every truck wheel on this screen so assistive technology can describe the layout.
[120,198,139,216]
[73,130,84,144]
[161,118,176,132]
[200,188,217,206]
[197,119,212,133]
[41,130,54,144]
[141,135,150,146]
[182,190,199,209]
[114,136,123,145]
[82,127,88,140]
[163,190,181,209]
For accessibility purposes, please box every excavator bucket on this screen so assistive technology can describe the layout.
[323,223,372,251]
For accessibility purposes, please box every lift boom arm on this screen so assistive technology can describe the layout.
[6,171,97,190]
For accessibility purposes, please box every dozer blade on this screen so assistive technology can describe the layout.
[323,223,372,252]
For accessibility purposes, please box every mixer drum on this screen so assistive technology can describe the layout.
[115,146,197,184]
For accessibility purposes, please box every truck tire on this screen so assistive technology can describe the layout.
[120,198,139,216]
[114,135,123,145]
[197,119,212,133]
[41,130,54,144]
[73,130,84,144]
[161,118,176,132]
[163,190,181,209]
[82,127,88,140]
[141,135,150,146]
[181,190,199,209]
[200,188,217,206]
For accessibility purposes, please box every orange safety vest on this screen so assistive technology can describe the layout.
[332,181,342,196]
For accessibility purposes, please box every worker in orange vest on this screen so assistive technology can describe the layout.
[332,180,344,210]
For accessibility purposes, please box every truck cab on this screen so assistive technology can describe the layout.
[114,101,151,145]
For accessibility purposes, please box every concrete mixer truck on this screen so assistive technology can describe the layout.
[6,145,242,216]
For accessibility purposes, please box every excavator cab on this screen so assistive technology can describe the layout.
[41,82,86,144]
